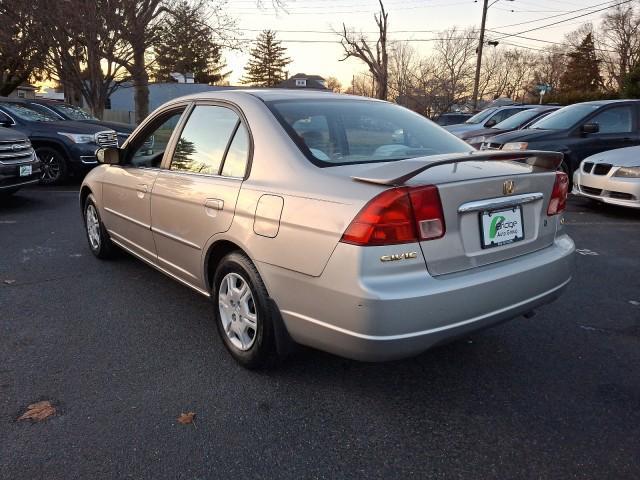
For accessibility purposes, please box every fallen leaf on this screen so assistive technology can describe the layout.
[3,279,16,285]
[18,401,56,422]
[177,412,196,425]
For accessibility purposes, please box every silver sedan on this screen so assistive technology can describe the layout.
[573,145,640,209]
[80,90,574,368]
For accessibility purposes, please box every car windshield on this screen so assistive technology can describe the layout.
[529,104,601,130]
[494,109,547,130]
[52,103,96,120]
[464,108,497,124]
[267,99,472,166]
[0,102,58,122]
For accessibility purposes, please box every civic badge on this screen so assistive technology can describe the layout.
[503,180,515,195]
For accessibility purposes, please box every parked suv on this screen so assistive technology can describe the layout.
[444,105,538,137]
[482,100,640,177]
[434,112,473,126]
[24,99,134,146]
[0,99,117,184]
[0,127,41,196]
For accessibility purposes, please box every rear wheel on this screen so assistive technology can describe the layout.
[83,194,115,259]
[37,146,68,185]
[212,252,279,369]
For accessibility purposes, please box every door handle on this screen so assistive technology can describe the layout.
[137,184,148,193]
[204,199,224,210]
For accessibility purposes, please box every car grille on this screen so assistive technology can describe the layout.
[581,186,602,196]
[96,131,118,147]
[0,140,34,165]
[480,142,501,150]
[583,162,594,173]
[593,163,612,175]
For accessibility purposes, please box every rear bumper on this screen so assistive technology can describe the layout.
[262,235,574,361]
[573,169,640,208]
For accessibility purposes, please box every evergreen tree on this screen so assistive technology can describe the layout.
[559,33,603,94]
[241,30,292,87]
[153,1,229,85]
[622,65,640,98]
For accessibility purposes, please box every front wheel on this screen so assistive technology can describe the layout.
[83,195,115,259]
[37,146,68,185]
[213,252,279,369]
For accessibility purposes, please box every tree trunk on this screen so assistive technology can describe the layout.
[132,47,150,124]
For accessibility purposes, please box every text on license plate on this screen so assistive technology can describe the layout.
[480,206,524,248]
[19,165,32,177]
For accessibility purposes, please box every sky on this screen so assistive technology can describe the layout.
[222,0,622,87]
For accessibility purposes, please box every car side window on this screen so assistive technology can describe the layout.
[589,106,633,134]
[491,108,524,124]
[220,123,250,178]
[129,109,185,168]
[170,105,239,175]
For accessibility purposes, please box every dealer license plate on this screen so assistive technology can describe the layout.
[19,165,32,177]
[480,206,524,249]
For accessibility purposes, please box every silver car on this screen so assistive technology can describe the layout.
[80,90,574,368]
[573,145,640,208]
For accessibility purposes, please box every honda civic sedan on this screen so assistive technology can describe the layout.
[80,90,574,368]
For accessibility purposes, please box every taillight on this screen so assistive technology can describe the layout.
[547,171,568,215]
[341,185,446,246]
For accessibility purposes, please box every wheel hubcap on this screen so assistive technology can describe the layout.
[40,153,61,181]
[218,273,257,351]
[85,205,101,250]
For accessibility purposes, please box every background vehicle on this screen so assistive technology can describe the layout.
[434,112,473,126]
[25,99,133,146]
[462,106,560,148]
[0,98,117,184]
[482,100,640,178]
[573,145,640,208]
[0,127,41,196]
[444,105,537,137]
[80,90,573,368]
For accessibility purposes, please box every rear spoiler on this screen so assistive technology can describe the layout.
[352,150,563,186]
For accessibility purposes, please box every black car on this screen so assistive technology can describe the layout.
[0,127,41,196]
[25,99,134,146]
[434,112,473,126]
[0,99,117,184]
[483,100,640,177]
[460,106,560,148]
[444,105,539,137]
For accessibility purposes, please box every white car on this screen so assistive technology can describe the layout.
[573,145,640,209]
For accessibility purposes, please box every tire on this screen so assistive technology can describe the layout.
[83,194,115,259]
[36,146,68,185]
[212,252,279,369]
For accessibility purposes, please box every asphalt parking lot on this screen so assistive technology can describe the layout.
[1,186,639,479]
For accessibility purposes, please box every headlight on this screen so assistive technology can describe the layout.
[502,142,529,151]
[58,132,96,144]
[613,166,640,178]
[466,136,486,145]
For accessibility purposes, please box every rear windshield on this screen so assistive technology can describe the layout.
[266,99,472,166]
[529,104,600,130]
[52,103,96,120]
[0,102,58,122]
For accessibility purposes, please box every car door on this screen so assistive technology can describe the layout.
[150,103,251,289]
[574,104,640,160]
[101,105,187,262]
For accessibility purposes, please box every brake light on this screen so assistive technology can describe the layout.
[341,185,446,246]
[547,171,568,215]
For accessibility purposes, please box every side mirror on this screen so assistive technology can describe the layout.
[96,147,120,165]
[484,119,497,128]
[581,123,599,134]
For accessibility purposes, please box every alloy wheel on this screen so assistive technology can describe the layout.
[85,204,101,250]
[40,153,61,182]
[218,273,258,351]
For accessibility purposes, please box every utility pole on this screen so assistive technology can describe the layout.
[471,0,489,112]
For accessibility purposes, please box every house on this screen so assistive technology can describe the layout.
[8,84,37,100]
[277,73,328,90]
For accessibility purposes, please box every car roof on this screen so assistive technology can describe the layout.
[173,88,384,104]
[577,99,640,106]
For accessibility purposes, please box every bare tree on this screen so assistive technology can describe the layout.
[387,41,416,102]
[600,4,640,92]
[345,72,376,97]
[0,3,48,96]
[325,76,342,93]
[338,0,389,100]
